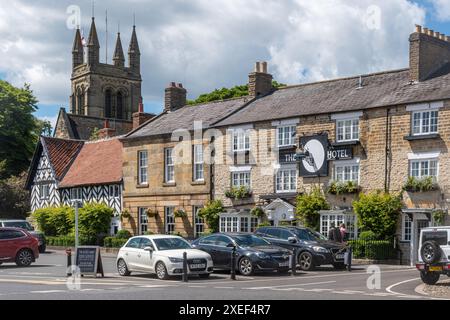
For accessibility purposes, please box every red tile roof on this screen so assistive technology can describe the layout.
[41,137,84,181]
[59,138,123,188]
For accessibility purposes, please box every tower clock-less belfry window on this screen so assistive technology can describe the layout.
[117,92,124,120]
[105,90,112,118]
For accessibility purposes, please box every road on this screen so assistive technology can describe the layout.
[0,250,446,300]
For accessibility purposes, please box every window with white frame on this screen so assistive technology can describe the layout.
[320,213,358,240]
[334,160,360,183]
[336,119,359,142]
[70,188,82,201]
[164,148,175,183]
[109,185,120,198]
[232,171,251,188]
[193,206,205,237]
[220,215,259,233]
[402,214,412,242]
[165,207,175,234]
[138,151,148,185]
[139,207,148,235]
[412,110,439,136]
[410,159,438,180]
[277,125,296,147]
[193,144,204,182]
[232,129,250,152]
[39,184,50,200]
[276,167,297,193]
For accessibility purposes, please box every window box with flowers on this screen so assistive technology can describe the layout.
[225,186,252,200]
[403,176,439,193]
[327,181,360,195]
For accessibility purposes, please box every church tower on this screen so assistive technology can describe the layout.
[69,17,142,121]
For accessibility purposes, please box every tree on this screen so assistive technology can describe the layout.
[353,192,403,239]
[296,188,330,231]
[187,81,286,105]
[198,200,224,233]
[0,80,40,179]
[0,172,31,219]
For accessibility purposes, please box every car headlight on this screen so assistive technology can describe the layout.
[168,257,184,263]
[312,246,328,253]
[255,252,270,259]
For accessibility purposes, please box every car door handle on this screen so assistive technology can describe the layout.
[138,254,141,258]
[125,253,129,256]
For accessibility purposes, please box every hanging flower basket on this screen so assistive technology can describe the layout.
[174,209,187,219]
[121,210,131,220]
[146,209,158,218]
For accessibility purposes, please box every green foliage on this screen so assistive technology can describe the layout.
[327,181,360,195]
[295,188,330,231]
[77,203,114,239]
[121,210,131,219]
[403,176,438,192]
[0,172,30,219]
[349,240,396,260]
[146,208,158,218]
[353,192,402,239]
[433,210,447,226]
[198,200,224,233]
[104,237,128,248]
[47,206,74,236]
[359,231,379,241]
[257,222,272,228]
[174,209,187,218]
[115,230,132,239]
[187,81,286,105]
[0,80,41,179]
[89,127,100,141]
[46,235,97,247]
[225,186,252,200]
[250,207,265,218]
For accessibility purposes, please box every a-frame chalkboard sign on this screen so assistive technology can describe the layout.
[75,246,104,278]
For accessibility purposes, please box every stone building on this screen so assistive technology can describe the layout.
[54,17,142,140]
[120,83,249,238]
[212,25,450,264]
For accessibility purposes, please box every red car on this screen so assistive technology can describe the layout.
[0,228,39,267]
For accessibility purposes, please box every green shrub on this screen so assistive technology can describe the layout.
[257,222,272,228]
[296,188,330,231]
[250,207,265,218]
[104,237,128,248]
[353,192,402,239]
[115,230,132,239]
[46,235,96,247]
[349,240,395,260]
[359,231,378,241]
[32,207,74,236]
[77,203,114,240]
[198,200,224,233]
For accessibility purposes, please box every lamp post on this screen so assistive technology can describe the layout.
[71,199,83,248]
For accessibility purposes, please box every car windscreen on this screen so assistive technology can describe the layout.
[422,231,448,246]
[3,221,33,231]
[153,238,192,251]
[233,235,271,247]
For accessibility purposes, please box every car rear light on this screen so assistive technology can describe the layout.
[443,265,450,271]
[416,264,425,270]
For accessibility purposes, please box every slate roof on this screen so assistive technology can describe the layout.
[59,138,123,188]
[125,97,249,139]
[213,67,450,127]
[41,137,83,181]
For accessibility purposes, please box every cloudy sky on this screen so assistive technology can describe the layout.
[0,0,449,127]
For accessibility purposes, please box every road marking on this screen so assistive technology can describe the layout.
[244,280,336,290]
[214,287,235,289]
[188,285,206,288]
[30,290,67,294]
[385,278,421,296]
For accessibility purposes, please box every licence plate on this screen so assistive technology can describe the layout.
[429,266,443,272]
[279,261,290,267]
[190,264,206,269]
[335,254,345,260]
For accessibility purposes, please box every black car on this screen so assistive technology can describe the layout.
[255,226,347,271]
[192,233,291,276]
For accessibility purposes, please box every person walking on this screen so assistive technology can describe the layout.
[328,223,342,243]
[340,223,348,243]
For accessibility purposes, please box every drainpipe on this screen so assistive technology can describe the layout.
[384,108,391,193]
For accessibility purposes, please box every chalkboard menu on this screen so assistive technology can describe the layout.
[75,246,104,277]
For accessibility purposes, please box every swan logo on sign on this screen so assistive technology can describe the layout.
[299,134,329,177]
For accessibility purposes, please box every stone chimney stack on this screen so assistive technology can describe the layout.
[132,98,156,129]
[410,25,450,82]
[248,61,273,98]
[164,82,187,112]
[98,119,116,139]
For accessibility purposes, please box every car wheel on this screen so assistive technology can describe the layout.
[420,241,442,264]
[420,271,440,285]
[15,249,33,267]
[333,263,346,270]
[199,273,210,279]
[239,257,254,276]
[298,252,315,271]
[39,245,46,254]
[117,259,131,276]
[156,262,170,280]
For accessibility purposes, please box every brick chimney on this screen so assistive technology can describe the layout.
[132,98,156,129]
[248,61,273,98]
[410,25,450,82]
[98,119,116,139]
[164,82,187,112]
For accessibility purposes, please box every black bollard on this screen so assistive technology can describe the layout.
[182,252,188,282]
[230,246,236,280]
[291,248,297,276]
[66,248,72,277]
[346,246,352,272]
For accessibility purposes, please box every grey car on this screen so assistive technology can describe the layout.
[0,220,46,253]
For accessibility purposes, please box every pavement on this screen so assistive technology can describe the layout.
[0,250,448,300]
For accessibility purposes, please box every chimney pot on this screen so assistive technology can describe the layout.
[423,27,429,34]
[261,61,268,74]
[415,25,422,33]
[138,97,144,113]
[435,32,440,38]
[104,119,110,129]
[254,62,261,73]
[249,61,273,98]
[428,29,434,36]
[447,36,450,42]
[177,83,183,88]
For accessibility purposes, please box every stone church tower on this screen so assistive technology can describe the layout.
[70,17,142,121]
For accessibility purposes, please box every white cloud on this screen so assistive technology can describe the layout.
[0,0,426,114]
[430,0,450,21]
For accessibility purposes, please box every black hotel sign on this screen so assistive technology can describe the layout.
[327,147,353,161]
